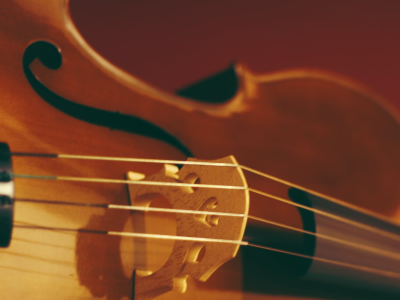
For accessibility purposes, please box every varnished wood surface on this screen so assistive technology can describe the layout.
[0,0,399,299]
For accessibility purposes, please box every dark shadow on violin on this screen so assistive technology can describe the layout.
[76,209,132,299]
[241,188,399,300]
[176,65,238,103]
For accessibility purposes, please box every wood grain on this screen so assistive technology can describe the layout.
[0,0,399,299]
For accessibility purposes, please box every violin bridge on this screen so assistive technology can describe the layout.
[124,156,249,300]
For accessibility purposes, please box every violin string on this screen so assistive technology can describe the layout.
[11,152,399,227]
[248,187,400,243]
[13,173,245,190]
[13,173,400,243]
[16,198,247,218]
[13,223,400,280]
[11,152,239,168]
[240,164,399,228]
[15,197,400,261]
[11,154,400,282]
[247,243,400,280]
[13,224,247,245]
[249,214,400,261]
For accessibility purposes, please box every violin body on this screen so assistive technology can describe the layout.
[0,0,399,299]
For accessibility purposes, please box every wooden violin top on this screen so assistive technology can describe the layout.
[0,1,399,299]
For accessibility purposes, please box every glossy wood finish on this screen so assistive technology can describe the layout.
[128,156,249,299]
[0,0,399,299]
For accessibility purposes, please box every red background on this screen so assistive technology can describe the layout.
[69,0,400,110]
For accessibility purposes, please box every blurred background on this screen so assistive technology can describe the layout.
[68,2,400,298]
[69,0,400,110]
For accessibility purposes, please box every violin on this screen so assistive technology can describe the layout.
[0,1,400,299]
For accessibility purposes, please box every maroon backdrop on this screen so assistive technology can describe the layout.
[70,0,400,110]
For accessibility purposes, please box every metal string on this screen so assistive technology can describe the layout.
[13,173,400,244]
[10,152,400,281]
[248,243,400,280]
[16,197,400,261]
[12,152,400,226]
[12,223,400,281]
